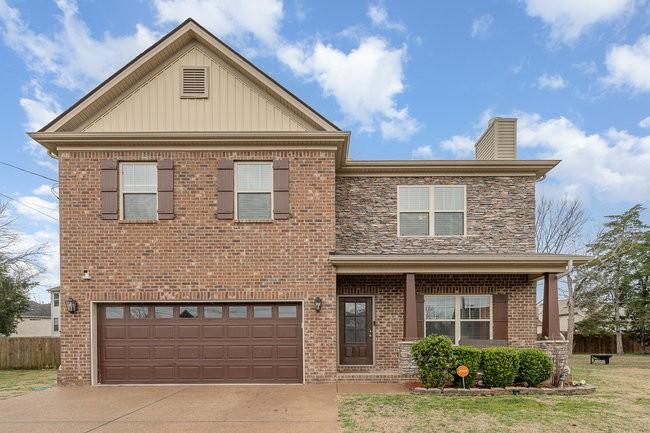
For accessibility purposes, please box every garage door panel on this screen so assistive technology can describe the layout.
[99,303,302,384]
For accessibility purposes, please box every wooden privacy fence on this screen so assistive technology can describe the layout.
[0,337,60,369]
[572,334,645,354]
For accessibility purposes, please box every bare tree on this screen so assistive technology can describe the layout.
[0,200,46,276]
[536,195,588,352]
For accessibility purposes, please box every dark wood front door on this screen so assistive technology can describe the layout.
[339,297,373,365]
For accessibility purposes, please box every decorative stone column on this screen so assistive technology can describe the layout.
[535,340,569,374]
[398,341,418,376]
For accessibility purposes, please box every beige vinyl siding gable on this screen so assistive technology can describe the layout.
[82,43,313,133]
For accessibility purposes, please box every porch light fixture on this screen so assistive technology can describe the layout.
[66,297,78,314]
[313,296,323,313]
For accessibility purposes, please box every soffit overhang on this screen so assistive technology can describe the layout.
[329,254,592,279]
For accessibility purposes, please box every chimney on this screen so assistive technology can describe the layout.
[475,117,517,160]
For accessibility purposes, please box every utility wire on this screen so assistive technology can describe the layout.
[0,160,58,182]
[0,191,58,221]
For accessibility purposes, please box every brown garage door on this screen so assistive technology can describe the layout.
[98,303,302,384]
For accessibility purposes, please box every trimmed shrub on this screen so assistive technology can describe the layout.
[411,336,456,389]
[518,348,553,387]
[481,347,520,387]
[451,346,482,388]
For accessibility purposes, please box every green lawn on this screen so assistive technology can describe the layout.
[0,369,57,400]
[339,354,650,433]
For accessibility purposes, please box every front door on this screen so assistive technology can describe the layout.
[339,297,373,365]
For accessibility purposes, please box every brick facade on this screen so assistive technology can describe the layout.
[337,274,537,373]
[58,149,337,384]
[335,175,536,255]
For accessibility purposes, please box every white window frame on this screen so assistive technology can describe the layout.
[53,317,59,332]
[119,162,158,221]
[234,161,274,221]
[424,294,492,344]
[397,185,466,237]
[53,293,59,307]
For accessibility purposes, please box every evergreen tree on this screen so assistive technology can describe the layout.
[625,231,650,353]
[0,266,32,336]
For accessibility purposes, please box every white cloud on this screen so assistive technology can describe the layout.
[603,35,650,92]
[639,116,650,129]
[19,81,61,131]
[278,37,418,140]
[0,0,158,91]
[11,227,59,302]
[14,195,59,222]
[523,0,635,43]
[574,60,597,75]
[471,14,494,38]
[536,73,567,90]
[411,145,435,159]
[153,0,284,49]
[367,4,406,32]
[441,135,475,157]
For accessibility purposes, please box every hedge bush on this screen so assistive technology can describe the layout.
[451,346,482,388]
[481,347,520,387]
[411,335,456,389]
[518,348,553,387]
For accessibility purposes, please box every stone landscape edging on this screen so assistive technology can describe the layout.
[412,384,596,396]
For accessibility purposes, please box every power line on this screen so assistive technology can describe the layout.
[0,160,58,182]
[0,191,58,221]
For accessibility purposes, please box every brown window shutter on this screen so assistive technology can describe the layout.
[416,292,425,339]
[492,294,508,340]
[157,159,174,220]
[216,159,234,219]
[273,159,289,220]
[100,159,118,220]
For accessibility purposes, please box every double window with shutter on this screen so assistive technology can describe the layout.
[424,295,492,344]
[397,185,466,237]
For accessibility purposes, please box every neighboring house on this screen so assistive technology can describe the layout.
[537,299,586,336]
[29,19,589,385]
[48,287,61,337]
[11,301,51,337]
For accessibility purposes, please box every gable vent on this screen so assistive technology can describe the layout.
[181,66,209,98]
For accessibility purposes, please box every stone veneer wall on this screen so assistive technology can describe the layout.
[58,150,337,385]
[335,175,536,255]
[534,340,570,375]
[338,274,537,373]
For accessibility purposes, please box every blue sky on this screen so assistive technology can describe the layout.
[0,0,649,302]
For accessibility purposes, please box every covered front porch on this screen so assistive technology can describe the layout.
[329,254,589,382]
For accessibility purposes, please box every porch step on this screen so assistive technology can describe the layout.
[336,370,416,383]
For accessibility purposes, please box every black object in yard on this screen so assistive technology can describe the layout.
[590,354,613,364]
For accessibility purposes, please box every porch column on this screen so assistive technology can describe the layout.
[404,273,418,340]
[541,272,562,340]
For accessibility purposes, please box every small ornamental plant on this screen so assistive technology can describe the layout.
[518,348,553,387]
[480,347,520,388]
[411,335,456,390]
[452,346,482,388]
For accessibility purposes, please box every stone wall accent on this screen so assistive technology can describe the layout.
[534,340,570,375]
[337,274,538,373]
[335,175,536,255]
[58,149,337,385]
[399,341,418,376]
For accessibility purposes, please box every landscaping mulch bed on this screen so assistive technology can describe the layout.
[413,384,596,396]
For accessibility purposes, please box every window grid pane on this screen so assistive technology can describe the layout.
[154,306,174,318]
[461,322,490,340]
[123,193,157,220]
[460,296,491,320]
[235,163,272,192]
[121,163,157,193]
[434,186,464,211]
[204,306,223,319]
[237,193,272,220]
[400,212,429,236]
[425,321,455,341]
[398,186,429,212]
[278,305,297,318]
[425,296,455,320]
[179,306,198,318]
[434,212,464,236]
[105,307,124,319]
[129,306,149,319]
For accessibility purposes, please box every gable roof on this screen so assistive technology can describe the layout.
[38,18,339,133]
[24,301,51,318]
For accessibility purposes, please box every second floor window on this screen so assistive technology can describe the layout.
[235,162,272,220]
[53,292,59,307]
[120,162,157,220]
[398,185,465,236]
[53,317,59,332]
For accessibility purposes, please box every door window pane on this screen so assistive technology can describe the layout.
[278,305,297,318]
[425,296,455,320]
[129,306,149,319]
[155,306,174,319]
[105,306,124,319]
[253,305,272,318]
[461,322,490,340]
[228,306,247,319]
[434,212,464,236]
[355,317,366,342]
[179,306,197,318]
[400,213,429,236]
[345,302,356,315]
[204,306,223,319]
[425,321,455,341]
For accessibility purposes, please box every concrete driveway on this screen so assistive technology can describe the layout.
[0,384,343,433]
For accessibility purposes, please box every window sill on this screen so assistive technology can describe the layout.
[118,219,158,224]
[234,219,274,224]
[398,234,467,238]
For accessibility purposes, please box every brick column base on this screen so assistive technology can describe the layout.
[399,341,418,376]
[534,340,569,375]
